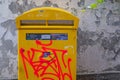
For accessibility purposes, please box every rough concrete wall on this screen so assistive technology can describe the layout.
[0,0,120,79]
[77,0,120,73]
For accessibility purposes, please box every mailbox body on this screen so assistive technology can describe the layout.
[16,7,79,80]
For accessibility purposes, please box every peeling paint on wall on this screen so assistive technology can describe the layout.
[0,19,17,79]
[9,0,37,14]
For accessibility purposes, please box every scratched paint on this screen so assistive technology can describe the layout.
[20,40,73,80]
[64,45,74,54]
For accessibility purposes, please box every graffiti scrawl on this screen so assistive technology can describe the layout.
[20,40,73,80]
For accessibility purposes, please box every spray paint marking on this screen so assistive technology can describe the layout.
[20,40,73,80]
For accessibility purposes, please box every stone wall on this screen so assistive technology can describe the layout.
[0,0,120,79]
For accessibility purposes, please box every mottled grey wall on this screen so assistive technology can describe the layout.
[77,0,120,74]
[0,0,120,79]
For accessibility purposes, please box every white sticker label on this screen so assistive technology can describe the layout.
[41,35,51,39]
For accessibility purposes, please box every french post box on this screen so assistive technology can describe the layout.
[16,7,79,80]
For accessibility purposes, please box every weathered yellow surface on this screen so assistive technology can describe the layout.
[16,7,79,29]
[16,7,79,80]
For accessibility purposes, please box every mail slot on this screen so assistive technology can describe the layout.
[16,7,79,80]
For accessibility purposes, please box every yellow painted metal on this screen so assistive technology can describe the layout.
[16,7,79,80]
[16,7,79,29]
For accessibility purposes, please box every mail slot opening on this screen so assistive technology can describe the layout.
[20,20,74,26]
[48,20,74,26]
[20,20,46,26]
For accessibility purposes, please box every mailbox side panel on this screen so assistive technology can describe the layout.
[18,29,77,80]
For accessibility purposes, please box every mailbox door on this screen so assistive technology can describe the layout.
[18,29,77,80]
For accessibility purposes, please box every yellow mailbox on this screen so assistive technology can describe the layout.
[16,7,79,80]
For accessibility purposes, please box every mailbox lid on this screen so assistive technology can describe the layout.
[16,7,79,29]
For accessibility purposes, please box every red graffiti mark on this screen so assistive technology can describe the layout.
[20,40,73,80]
[20,48,28,79]
[36,40,52,46]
